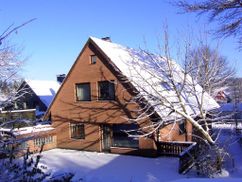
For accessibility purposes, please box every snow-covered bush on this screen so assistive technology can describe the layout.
[0,148,75,182]
[194,144,230,177]
[0,141,51,181]
[0,19,75,181]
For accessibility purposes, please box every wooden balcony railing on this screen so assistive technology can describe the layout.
[156,141,198,174]
[178,142,197,174]
[156,141,194,156]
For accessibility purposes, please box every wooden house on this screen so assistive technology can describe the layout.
[14,80,60,118]
[44,37,219,157]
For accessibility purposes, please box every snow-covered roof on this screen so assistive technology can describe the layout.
[0,109,36,113]
[90,37,219,120]
[0,124,54,136]
[220,103,242,112]
[25,80,60,107]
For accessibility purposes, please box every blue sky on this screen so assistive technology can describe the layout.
[1,0,241,80]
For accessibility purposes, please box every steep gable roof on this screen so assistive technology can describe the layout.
[90,37,219,121]
[25,80,60,108]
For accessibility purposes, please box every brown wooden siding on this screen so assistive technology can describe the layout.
[48,42,156,154]
[46,40,194,156]
[159,121,193,142]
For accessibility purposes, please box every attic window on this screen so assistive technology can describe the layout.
[90,55,97,64]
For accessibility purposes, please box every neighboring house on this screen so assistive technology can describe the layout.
[14,80,60,118]
[0,80,60,134]
[214,90,230,104]
[0,124,56,157]
[44,37,218,157]
[219,103,242,123]
[0,79,62,159]
[0,89,37,124]
[213,78,242,104]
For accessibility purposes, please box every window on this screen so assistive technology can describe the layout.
[90,55,97,64]
[34,136,54,147]
[179,121,186,135]
[70,123,85,139]
[112,124,139,148]
[17,141,28,150]
[76,83,91,101]
[98,81,115,100]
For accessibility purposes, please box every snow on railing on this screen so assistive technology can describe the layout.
[179,142,197,174]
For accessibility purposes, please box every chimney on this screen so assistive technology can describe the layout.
[57,74,66,83]
[101,37,111,42]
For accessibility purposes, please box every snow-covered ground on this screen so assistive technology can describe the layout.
[40,124,242,182]
[41,149,181,182]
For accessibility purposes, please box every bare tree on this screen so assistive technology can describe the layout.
[0,19,32,152]
[186,44,235,98]
[0,19,35,109]
[225,77,242,102]
[0,19,47,180]
[173,0,242,49]
[111,29,235,176]
[0,20,74,181]
[119,30,222,145]
[0,43,23,107]
[0,19,36,45]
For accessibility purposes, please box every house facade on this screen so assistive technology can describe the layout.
[43,37,204,157]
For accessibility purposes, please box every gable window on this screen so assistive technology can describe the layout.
[70,123,85,139]
[98,81,115,100]
[76,83,91,101]
[90,55,97,64]
[179,121,186,135]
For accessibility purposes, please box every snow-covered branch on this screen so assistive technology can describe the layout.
[119,31,228,145]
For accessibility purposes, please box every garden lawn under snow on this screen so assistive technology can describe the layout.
[40,124,242,182]
[40,147,241,182]
[40,149,181,182]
